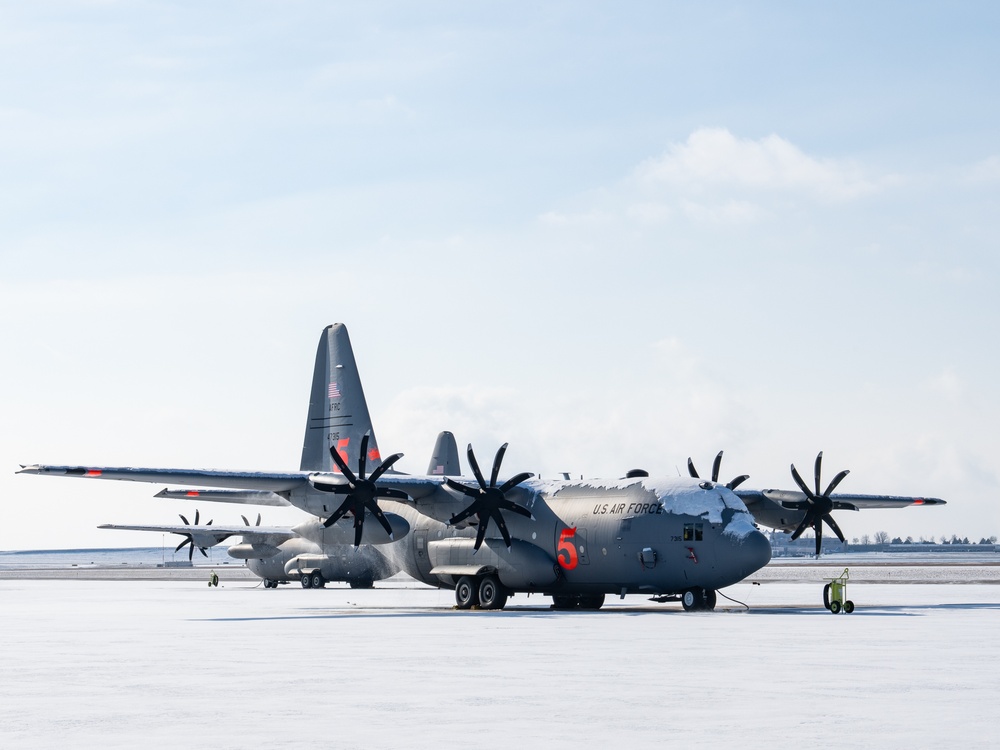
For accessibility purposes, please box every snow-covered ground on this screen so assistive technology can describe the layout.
[1,567,997,749]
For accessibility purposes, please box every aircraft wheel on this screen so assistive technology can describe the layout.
[310,572,325,589]
[704,589,717,611]
[551,595,578,610]
[844,600,855,614]
[301,574,312,589]
[263,579,275,589]
[823,583,833,610]
[478,575,508,610]
[349,579,374,589]
[682,587,706,612]
[455,576,478,609]
[578,594,605,610]
[830,600,842,614]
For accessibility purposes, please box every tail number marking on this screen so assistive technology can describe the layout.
[557,527,579,570]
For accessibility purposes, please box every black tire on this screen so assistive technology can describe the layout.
[844,600,855,614]
[478,575,508,610]
[830,600,842,614]
[682,587,706,612]
[578,593,605,610]
[823,583,833,610]
[551,595,578,610]
[301,574,312,589]
[349,579,374,589]
[703,589,717,611]
[455,576,478,609]
[311,572,325,589]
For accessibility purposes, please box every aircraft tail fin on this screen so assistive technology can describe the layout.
[426,431,461,476]
[300,324,381,473]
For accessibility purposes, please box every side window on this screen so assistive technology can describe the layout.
[683,522,704,541]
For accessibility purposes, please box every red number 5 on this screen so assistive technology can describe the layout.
[557,527,578,570]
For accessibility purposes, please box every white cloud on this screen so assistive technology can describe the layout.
[635,127,883,201]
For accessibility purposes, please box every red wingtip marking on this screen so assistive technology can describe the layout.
[86,470,102,477]
[186,491,200,497]
[913,499,925,505]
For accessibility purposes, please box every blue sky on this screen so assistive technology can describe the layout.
[3,2,998,548]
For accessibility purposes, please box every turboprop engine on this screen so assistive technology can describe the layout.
[227,543,282,560]
[293,514,409,547]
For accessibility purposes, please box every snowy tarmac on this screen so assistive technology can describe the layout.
[1,564,998,749]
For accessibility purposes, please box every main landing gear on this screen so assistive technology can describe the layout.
[681,587,717,612]
[454,574,509,610]
[300,571,326,589]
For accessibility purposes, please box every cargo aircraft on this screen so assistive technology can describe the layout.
[19,324,943,610]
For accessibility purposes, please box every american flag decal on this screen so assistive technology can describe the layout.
[328,382,341,399]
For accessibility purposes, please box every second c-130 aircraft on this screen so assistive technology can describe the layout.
[19,324,944,611]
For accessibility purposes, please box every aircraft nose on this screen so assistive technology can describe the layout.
[736,528,772,578]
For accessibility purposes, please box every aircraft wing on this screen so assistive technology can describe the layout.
[154,488,292,506]
[17,465,308,492]
[99,522,297,544]
[736,489,946,511]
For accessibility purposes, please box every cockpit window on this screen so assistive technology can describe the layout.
[683,522,704,541]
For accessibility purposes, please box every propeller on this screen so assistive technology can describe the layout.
[445,443,534,552]
[787,451,851,556]
[316,432,408,547]
[241,512,262,527]
[687,451,749,490]
[175,509,212,561]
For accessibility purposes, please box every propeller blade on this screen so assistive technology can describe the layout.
[175,538,190,553]
[712,451,723,483]
[790,464,815,500]
[329,444,357,484]
[814,518,823,556]
[726,474,750,490]
[448,503,479,527]
[358,432,370,479]
[445,477,480,499]
[365,498,395,539]
[492,509,513,550]
[353,514,364,547]
[814,452,823,497]
[368,452,403,482]
[466,444,487,489]
[498,472,534,494]
[256,513,261,526]
[188,542,195,561]
[472,519,489,552]
[789,510,815,541]
[490,443,508,488]
[199,546,208,558]
[376,487,410,501]
[687,457,699,479]
[179,514,190,526]
[823,512,847,544]
[323,497,353,528]
[241,515,248,526]
[497,499,533,519]
[194,509,200,525]
[823,469,851,498]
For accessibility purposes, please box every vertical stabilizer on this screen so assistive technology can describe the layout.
[427,431,461,476]
[300,324,381,473]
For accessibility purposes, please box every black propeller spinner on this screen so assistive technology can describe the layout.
[316,432,407,547]
[446,443,534,553]
[175,509,212,561]
[687,451,750,490]
[787,451,851,556]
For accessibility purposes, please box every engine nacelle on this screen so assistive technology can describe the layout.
[293,513,410,546]
[227,543,281,560]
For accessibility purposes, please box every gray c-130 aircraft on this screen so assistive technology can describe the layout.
[19,324,944,611]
